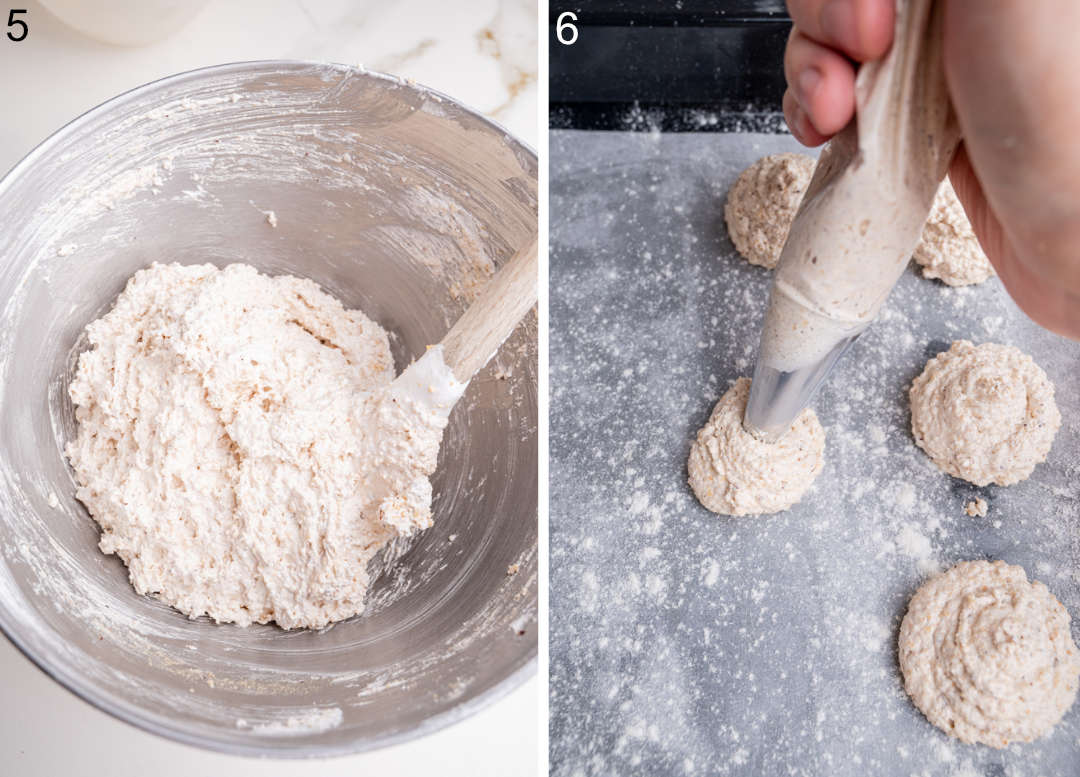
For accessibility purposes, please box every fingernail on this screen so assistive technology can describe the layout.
[788,103,809,144]
[798,68,821,104]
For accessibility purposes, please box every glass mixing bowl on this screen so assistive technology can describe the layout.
[0,61,537,756]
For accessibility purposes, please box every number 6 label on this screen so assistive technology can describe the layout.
[556,11,578,46]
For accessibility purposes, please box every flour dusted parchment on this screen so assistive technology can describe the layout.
[909,340,1060,486]
[913,179,994,287]
[723,153,815,270]
[66,262,458,629]
[687,377,825,516]
[899,560,1080,748]
[550,120,1080,777]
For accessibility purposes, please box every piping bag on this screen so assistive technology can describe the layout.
[743,0,959,441]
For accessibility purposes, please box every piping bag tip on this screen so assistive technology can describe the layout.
[743,330,863,443]
[740,0,957,443]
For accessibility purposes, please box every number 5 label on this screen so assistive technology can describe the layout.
[7,9,28,42]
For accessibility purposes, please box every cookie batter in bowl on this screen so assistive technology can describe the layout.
[67,262,461,630]
[0,62,537,756]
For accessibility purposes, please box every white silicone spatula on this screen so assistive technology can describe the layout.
[389,233,538,404]
[368,234,538,534]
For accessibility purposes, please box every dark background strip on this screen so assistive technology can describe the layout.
[550,1,792,131]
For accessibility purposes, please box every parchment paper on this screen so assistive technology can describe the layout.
[549,128,1080,777]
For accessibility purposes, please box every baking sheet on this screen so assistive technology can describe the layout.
[549,128,1080,776]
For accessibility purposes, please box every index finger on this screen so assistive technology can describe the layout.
[787,0,895,62]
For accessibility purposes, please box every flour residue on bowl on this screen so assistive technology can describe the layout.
[237,706,343,736]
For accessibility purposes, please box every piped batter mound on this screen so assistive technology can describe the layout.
[66,262,460,630]
[688,377,825,516]
[723,152,815,270]
[899,560,1080,748]
[913,179,995,286]
[909,340,1060,486]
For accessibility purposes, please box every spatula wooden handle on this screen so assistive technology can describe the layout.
[441,235,538,383]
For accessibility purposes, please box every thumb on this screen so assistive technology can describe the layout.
[950,144,1080,340]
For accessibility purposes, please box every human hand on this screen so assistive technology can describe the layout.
[783,0,1080,339]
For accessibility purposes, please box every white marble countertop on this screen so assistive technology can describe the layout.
[0,2,537,775]
[0,0,536,174]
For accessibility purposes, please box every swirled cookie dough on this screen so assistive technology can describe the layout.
[913,179,995,286]
[688,377,825,516]
[724,153,815,269]
[910,340,1060,486]
[726,156,991,287]
[899,560,1080,747]
[66,262,453,630]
